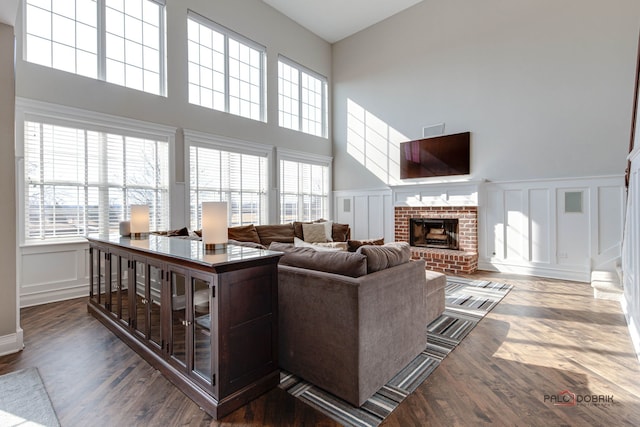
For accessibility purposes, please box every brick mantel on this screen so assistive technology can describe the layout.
[395,206,478,274]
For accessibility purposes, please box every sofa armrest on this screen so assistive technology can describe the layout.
[278,259,427,406]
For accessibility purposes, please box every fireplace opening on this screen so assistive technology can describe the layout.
[409,218,459,250]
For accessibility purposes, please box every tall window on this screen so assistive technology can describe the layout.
[279,157,330,223]
[22,112,170,241]
[188,135,269,230]
[187,11,265,122]
[24,0,166,95]
[278,56,328,138]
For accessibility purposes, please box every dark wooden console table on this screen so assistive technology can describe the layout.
[87,234,282,419]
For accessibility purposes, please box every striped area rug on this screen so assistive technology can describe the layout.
[279,276,513,427]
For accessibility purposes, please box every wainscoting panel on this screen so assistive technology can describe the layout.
[481,177,623,282]
[528,189,551,264]
[336,176,624,283]
[622,148,640,362]
[19,241,89,307]
[333,189,394,242]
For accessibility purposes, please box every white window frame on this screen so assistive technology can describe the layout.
[278,55,328,138]
[187,10,266,122]
[23,0,167,96]
[184,130,273,230]
[15,98,176,245]
[277,148,332,223]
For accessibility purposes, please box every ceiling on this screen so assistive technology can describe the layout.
[0,1,422,43]
[0,0,18,27]
[262,0,424,43]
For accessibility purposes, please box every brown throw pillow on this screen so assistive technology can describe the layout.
[332,223,351,242]
[227,224,261,244]
[347,237,385,252]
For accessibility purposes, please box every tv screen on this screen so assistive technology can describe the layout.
[400,132,470,179]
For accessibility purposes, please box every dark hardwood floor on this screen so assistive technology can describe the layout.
[1,272,639,426]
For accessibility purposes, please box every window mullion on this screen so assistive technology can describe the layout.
[224,35,230,115]
[97,0,106,81]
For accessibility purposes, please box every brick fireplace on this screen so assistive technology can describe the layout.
[395,206,478,275]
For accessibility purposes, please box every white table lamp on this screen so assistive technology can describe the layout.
[130,205,150,237]
[202,201,228,251]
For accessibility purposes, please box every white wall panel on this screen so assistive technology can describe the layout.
[19,242,89,307]
[556,188,590,267]
[529,189,551,263]
[598,186,624,255]
[505,190,525,261]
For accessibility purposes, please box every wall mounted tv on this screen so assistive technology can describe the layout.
[400,131,470,179]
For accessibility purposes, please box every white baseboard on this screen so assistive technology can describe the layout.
[478,261,590,283]
[20,284,87,308]
[0,329,24,356]
[621,294,640,365]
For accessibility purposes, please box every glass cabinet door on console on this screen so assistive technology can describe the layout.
[108,249,130,325]
[191,271,214,389]
[168,266,214,391]
[169,267,188,368]
[89,246,109,309]
[131,256,165,354]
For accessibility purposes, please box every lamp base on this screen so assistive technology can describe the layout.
[204,242,228,252]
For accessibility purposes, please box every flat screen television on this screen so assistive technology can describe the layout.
[400,132,470,179]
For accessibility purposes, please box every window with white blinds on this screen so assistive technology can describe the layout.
[279,159,329,223]
[23,120,170,240]
[189,145,268,230]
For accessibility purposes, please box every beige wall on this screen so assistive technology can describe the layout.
[0,23,18,347]
[332,0,640,190]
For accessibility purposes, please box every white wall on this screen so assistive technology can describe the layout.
[332,0,640,190]
[13,0,332,306]
[0,23,21,355]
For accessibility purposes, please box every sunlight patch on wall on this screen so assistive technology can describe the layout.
[347,98,407,186]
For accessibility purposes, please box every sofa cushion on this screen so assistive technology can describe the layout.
[255,224,295,246]
[227,224,261,244]
[302,222,332,243]
[347,237,385,252]
[357,242,411,273]
[293,237,348,251]
[269,242,367,277]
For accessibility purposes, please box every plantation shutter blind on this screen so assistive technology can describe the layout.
[279,159,329,223]
[189,144,268,230]
[23,120,170,241]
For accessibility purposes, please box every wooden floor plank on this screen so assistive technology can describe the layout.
[1,272,639,426]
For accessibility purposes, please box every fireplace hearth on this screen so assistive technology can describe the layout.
[410,218,459,250]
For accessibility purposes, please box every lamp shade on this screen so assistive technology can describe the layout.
[202,201,228,250]
[130,205,150,235]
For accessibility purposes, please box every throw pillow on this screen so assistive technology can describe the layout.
[357,242,411,273]
[331,222,351,242]
[227,224,261,244]
[302,222,332,243]
[347,237,385,252]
